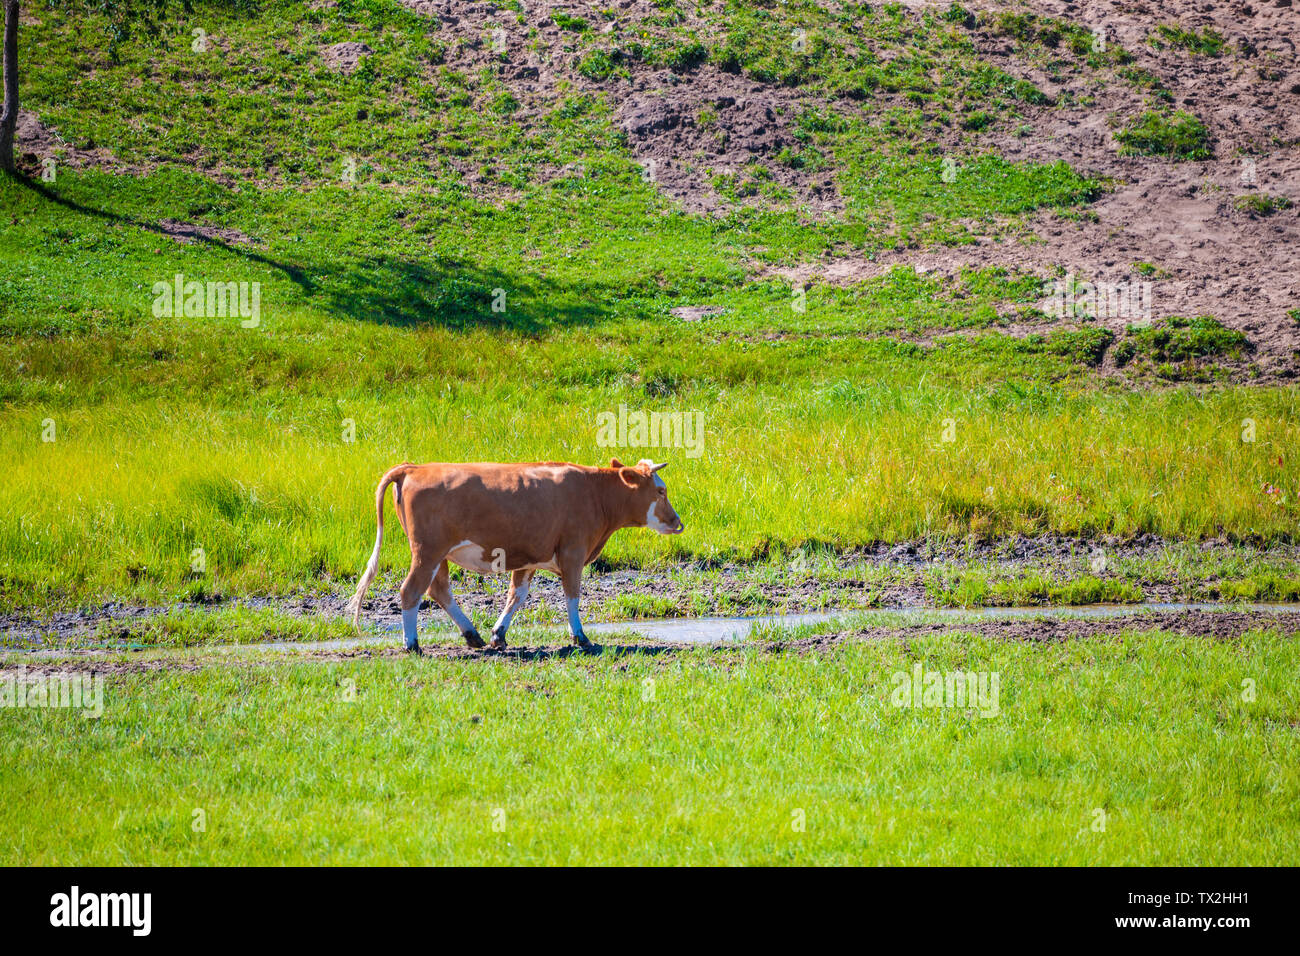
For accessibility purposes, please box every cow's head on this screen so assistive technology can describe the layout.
[612,458,684,535]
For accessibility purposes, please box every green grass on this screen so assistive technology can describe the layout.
[4,382,1297,612]
[551,13,589,33]
[84,606,359,649]
[3,622,1298,864]
[1232,193,1294,218]
[1115,110,1213,161]
[926,572,1145,608]
[1218,574,1300,603]
[603,593,682,620]
[1132,261,1167,278]
[1150,24,1228,58]
[1111,316,1249,377]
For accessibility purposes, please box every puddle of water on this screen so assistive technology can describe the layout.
[13,601,1299,657]
[586,602,1300,644]
[585,610,842,643]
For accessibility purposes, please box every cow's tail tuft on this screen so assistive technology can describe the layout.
[344,464,412,629]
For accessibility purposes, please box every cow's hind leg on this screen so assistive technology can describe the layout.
[398,556,437,655]
[490,569,534,650]
[429,561,485,649]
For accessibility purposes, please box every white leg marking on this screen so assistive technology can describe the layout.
[443,591,475,634]
[566,596,584,639]
[493,582,529,636]
[402,606,419,649]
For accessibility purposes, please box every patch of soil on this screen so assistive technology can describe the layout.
[320,41,373,75]
[13,110,132,176]
[670,304,727,320]
[617,69,841,214]
[155,218,263,248]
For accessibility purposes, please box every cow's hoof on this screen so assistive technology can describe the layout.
[463,629,486,649]
[488,632,508,651]
[405,642,423,656]
[574,636,596,652]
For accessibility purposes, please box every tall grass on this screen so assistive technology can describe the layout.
[4,384,1295,608]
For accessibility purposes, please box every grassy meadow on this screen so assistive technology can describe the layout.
[4,619,1299,865]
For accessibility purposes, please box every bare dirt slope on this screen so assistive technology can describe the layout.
[382,0,1300,373]
[809,0,1300,375]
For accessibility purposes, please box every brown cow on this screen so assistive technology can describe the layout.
[345,458,684,653]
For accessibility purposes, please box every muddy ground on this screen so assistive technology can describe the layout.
[5,609,1296,675]
[3,534,1297,647]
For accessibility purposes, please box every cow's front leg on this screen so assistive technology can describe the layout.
[489,569,533,650]
[428,560,485,649]
[558,557,594,650]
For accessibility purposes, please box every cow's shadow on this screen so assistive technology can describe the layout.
[459,641,720,662]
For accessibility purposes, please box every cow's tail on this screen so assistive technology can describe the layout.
[345,464,413,629]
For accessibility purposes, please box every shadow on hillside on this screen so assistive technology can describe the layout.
[15,176,611,333]
[313,254,608,333]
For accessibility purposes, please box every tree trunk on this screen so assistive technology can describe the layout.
[0,0,18,174]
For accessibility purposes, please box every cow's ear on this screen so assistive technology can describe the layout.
[610,458,625,469]
[618,466,641,488]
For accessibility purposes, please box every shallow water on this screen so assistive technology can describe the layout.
[587,601,1300,644]
[24,600,1297,657]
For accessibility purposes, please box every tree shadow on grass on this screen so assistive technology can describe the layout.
[310,253,610,334]
[14,175,613,334]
